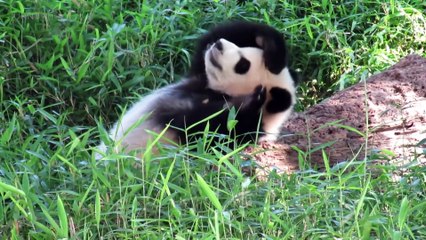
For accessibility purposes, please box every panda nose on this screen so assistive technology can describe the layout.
[214,40,223,52]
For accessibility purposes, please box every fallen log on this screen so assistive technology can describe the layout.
[248,54,426,174]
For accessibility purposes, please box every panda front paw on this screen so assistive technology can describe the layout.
[228,85,266,110]
[258,133,278,142]
[251,85,267,109]
[265,87,293,113]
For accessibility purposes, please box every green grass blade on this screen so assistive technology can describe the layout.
[196,173,223,212]
[322,149,331,177]
[1,114,16,145]
[159,158,176,203]
[95,190,101,229]
[334,123,366,138]
[39,203,60,235]
[34,222,56,238]
[398,196,409,231]
[60,56,76,81]
[57,195,69,238]
[0,181,26,197]
[187,109,225,131]
[78,180,95,212]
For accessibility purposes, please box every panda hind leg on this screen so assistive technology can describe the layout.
[259,87,294,142]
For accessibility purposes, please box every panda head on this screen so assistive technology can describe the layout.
[204,38,265,94]
[204,38,291,95]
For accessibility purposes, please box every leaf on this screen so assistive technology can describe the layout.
[322,149,331,177]
[60,57,75,80]
[159,159,176,204]
[0,181,26,197]
[304,16,314,40]
[308,140,336,154]
[196,173,223,211]
[241,178,251,189]
[36,54,56,71]
[57,196,69,238]
[13,1,25,13]
[111,23,126,36]
[416,138,426,147]
[34,222,55,238]
[95,190,101,228]
[398,196,409,231]
[77,61,90,83]
[1,114,16,145]
[187,109,225,131]
[39,204,60,233]
[334,123,366,138]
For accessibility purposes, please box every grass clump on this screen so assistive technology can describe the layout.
[1,0,425,239]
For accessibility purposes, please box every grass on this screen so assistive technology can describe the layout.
[1,0,425,239]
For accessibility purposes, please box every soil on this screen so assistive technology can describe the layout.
[246,54,426,177]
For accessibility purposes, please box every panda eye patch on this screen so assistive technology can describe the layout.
[234,57,251,74]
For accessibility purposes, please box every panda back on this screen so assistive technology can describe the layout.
[102,83,191,154]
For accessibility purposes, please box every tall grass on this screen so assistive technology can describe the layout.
[1,0,425,238]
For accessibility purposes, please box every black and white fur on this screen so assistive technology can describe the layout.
[98,79,265,154]
[97,41,267,154]
[98,21,297,155]
[191,21,298,141]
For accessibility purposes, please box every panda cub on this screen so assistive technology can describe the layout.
[98,21,297,155]
[97,40,267,155]
[190,21,298,141]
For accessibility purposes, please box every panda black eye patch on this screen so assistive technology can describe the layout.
[210,54,222,70]
[234,57,251,74]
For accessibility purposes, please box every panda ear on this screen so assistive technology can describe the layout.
[261,36,277,53]
[255,35,277,50]
[257,35,287,74]
[255,36,264,47]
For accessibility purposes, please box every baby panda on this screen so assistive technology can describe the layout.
[97,21,296,156]
[97,41,268,155]
[190,21,298,141]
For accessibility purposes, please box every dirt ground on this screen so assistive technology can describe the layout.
[246,54,426,176]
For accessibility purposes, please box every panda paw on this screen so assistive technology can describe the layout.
[258,133,278,142]
[228,85,266,110]
[251,85,267,109]
[265,87,293,113]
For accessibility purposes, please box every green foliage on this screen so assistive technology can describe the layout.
[1,0,425,239]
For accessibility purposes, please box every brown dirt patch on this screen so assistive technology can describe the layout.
[246,54,426,176]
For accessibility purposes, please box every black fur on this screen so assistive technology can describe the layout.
[153,81,266,143]
[266,87,292,113]
[234,57,251,74]
[190,21,289,78]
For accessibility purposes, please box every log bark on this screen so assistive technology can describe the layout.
[247,54,426,175]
